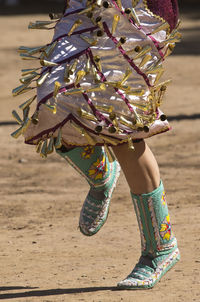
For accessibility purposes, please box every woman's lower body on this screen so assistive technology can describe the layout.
[56,139,180,289]
[12,0,181,289]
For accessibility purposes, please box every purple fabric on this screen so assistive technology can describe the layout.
[146,0,179,31]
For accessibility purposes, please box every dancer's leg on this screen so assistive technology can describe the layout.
[112,140,160,195]
[112,141,180,289]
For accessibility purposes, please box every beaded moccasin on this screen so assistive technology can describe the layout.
[117,181,180,289]
[56,145,120,236]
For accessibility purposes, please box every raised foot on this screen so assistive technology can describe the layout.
[117,248,180,289]
[79,161,120,236]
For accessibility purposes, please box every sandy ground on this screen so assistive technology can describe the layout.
[0,8,200,302]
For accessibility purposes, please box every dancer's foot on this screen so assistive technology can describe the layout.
[79,161,120,236]
[117,247,180,289]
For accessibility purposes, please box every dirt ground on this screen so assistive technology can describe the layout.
[0,5,200,302]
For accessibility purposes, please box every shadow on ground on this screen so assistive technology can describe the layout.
[0,286,119,300]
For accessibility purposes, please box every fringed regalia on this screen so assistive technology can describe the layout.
[12,0,181,157]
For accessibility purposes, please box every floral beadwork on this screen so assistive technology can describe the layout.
[161,191,167,206]
[88,155,108,180]
[81,146,95,159]
[160,214,172,240]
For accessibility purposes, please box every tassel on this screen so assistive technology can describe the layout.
[43,104,57,114]
[64,64,71,82]
[18,46,32,53]
[96,105,113,113]
[36,71,50,86]
[99,134,119,146]
[54,128,62,149]
[21,118,31,133]
[95,16,104,30]
[12,110,23,124]
[68,19,82,36]
[20,72,39,84]
[91,66,101,82]
[64,60,78,82]
[53,81,61,97]
[162,36,181,46]
[139,54,152,68]
[116,36,126,48]
[151,22,169,35]
[119,116,136,130]
[23,106,30,121]
[44,41,58,57]
[28,46,45,55]
[31,111,39,124]
[94,56,102,72]
[80,35,98,45]
[154,70,164,85]
[40,59,58,67]
[47,136,54,154]
[69,59,78,74]
[130,8,140,26]
[112,15,120,35]
[86,83,106,92]
[127,135,135,150]
[146,65,164,75]
[49,13,63,20]
[120,68,132,85]
[64,88,84,95]
[40,140,48,158]
[12,84,32,97]
[164,44,175,58]
[11,126,23,139]
[154,79,171,90]
[28,21,55,30]
[86,57,91,74]
[133,46,152,60]
[20,53,39,60]
[74,70,86,87]
[21,68,41,76]
[18,46,44,55]
[36,140,43,153]
[127,89,144,96]
[77,108,97,121]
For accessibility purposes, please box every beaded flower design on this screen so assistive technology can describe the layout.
[160,214,172,241]
[88,155,108,180]
[81,146,95,159]
[161,191,167,206]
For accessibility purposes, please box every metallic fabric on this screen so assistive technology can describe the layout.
[12,0,180,151]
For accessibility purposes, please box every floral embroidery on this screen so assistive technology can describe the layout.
[161,191,167,206]
[88,155,108,180]
[81,146,95,159]
[160,214,172,241]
